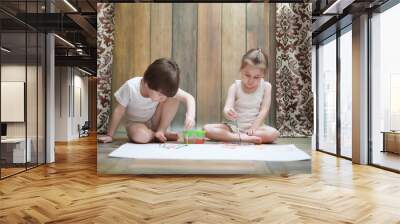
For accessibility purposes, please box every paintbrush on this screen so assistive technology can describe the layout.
[235,119,241,145]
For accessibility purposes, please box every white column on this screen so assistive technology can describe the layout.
[45,0,56,163]
[352,14,369,164]
[46,32,55,163]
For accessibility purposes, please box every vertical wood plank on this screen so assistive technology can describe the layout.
[246,3,265,51]
[112,3,150,109]
[171,3,198,130]
[221,4,246,107]
[129,3,150,77]
[197,3,222,126]
[247,3,271,126]
[112,3,126,104]
[112,3,150,134]
[150,3,172,62]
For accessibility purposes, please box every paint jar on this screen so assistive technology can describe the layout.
[182,130,206,144]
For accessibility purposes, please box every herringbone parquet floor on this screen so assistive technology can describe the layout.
[1,135,400,224]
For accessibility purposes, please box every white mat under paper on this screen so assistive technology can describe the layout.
[108,143,310,162]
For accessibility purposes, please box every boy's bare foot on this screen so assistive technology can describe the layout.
[240,134,262,144]
[165,132,179,141]
[97,135,113,143]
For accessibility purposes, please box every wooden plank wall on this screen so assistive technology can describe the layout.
[197,4,222,125]
[221,4,246,111]
[150,3,172,62]
[112,3,150,110]
[246,3,265,51]
[265,4,276,127]
[112,3,274,132]
[171,3,197,129]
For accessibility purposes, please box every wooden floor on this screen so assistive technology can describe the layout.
[1,167,26,178]
[1,135,400,223]
[372,150,400,171]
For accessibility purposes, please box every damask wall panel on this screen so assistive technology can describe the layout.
[275,3,313,137]
[97,3,115,134]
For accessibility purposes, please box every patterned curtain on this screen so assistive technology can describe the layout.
[97,3,115,134]
[275,3,313,137]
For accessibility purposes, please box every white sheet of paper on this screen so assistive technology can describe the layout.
[108,143,310,162]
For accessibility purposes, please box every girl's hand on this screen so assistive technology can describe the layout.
[245,128,256,136]
[224,108,238,121]
[154,131,167,143]
[98,135,113,143]
[184,115,195,130]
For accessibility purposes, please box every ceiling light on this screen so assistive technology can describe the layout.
[78,67,93,76]
[54,34,75,48]
[323,0,341,14]
[1,47,11,53]
[63,0,78,12]
[323,0,354,15]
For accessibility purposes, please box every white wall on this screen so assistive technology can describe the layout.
[2,63,46,164]
[55,66,69,141]
[55,67,89,141]
[71,72,89,138]
[1,65,39,137]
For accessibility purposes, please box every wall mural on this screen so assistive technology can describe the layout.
[275,3,313,136]
[96,3,313,137]
[97,3,115,134]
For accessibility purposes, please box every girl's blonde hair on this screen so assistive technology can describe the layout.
[240,48,268,76]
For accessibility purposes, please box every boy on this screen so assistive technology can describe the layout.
[98,58,196,143]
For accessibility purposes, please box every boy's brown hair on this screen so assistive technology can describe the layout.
[143,58,180,97]
[240,48,268,76]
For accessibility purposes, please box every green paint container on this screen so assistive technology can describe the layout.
[182,130,206,144]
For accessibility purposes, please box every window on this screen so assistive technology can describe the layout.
[316,25,353,159]
[370,2,400,171]
[340,27,352,158]
[317,36,337,155]
[0,1,47,179]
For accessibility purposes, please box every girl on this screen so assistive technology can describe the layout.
[203,49,279,144]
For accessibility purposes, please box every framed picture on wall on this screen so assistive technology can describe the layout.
[1,81,25,122]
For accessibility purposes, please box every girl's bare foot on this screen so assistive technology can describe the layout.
[165,132,179,141]
[240,134,262,144]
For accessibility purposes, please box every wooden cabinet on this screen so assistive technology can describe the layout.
[382,132,400,154]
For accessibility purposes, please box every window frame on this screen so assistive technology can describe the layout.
[315,24,353,161]
[367,0,400,173]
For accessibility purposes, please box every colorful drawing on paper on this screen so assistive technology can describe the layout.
[159,143,188,150]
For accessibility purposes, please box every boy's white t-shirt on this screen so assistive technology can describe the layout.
[114,77,159,123]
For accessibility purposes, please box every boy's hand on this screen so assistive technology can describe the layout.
[224,108,238,121]
[98,135,113,143]
[245,128,256,136]
[184,115,195,130]
[154,131,167,143]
